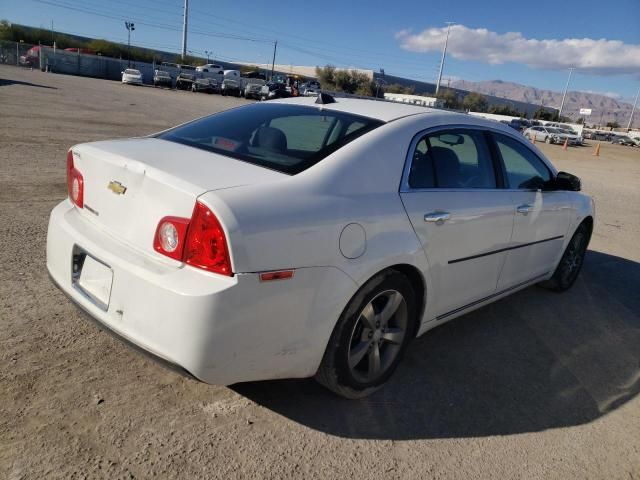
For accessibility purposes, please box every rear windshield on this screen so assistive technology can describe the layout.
[157,103,384,174]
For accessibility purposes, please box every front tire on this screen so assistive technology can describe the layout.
[539,222,591,292]
[315,270,417,399]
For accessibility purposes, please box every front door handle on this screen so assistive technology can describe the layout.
[424,211,451,225]
[517,204,533,215]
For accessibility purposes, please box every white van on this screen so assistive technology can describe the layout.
[223,70,241,79]
[196,64,224,74]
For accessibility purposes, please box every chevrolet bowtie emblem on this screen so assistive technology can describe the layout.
[107,181,127,195]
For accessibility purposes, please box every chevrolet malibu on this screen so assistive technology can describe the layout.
[47,95,594,398]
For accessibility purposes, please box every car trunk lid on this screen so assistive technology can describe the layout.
[71,137,284,257]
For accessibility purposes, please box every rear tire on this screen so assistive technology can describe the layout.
[315,270,417,399]
[539,222,591,292]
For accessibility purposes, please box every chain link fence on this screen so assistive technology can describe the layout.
[0,40,160,84]
[0,40,230,88]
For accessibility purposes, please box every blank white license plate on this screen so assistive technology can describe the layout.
[77,255,113,310]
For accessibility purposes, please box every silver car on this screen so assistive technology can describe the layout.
[243,79,266,100]
[524,126,580,145]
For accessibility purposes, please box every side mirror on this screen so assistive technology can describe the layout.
[555,171,581,191]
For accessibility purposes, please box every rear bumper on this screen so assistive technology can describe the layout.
[47,201,355,385]
[49,270,197,380]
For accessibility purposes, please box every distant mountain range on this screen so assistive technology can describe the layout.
[451,79,637,127]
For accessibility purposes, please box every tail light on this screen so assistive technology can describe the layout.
[66,150,84,208]
[153,217,189,261]
[154,201,232,276]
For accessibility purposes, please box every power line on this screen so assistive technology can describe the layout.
[34,0,273,43]
[33,0,438,77]
[74,0,437,68]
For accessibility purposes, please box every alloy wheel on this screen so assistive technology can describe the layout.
[347,290,408,383]
[561,230,587,284]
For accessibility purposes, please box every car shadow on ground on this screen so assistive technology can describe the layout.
[0,78,57,89]
[233,250,640,439]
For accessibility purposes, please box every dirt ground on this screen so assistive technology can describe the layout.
[1,65,639,480]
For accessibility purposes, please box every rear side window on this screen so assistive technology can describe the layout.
[492,133,552,189]
[157,104,383,175]
[408,130,496,189]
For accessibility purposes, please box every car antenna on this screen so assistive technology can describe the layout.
[315,92,336,105]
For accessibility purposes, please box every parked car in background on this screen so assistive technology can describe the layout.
[192,77,220,94]
[48,96,593,399]
[121,69,143,85]
[243,79,266,99]
[557,128,584,145]
[176,73,195,90]
[500,119,526,133]
[220,79,241,97]
[260,82,290,101]
[196,64,224,74]
[153,70,172,88]
[524,126,580,145]
[63,47,96,55]
[300,81,321,96]
[612,136,637,146]
[20,45,50,67]
[583,130,613,141]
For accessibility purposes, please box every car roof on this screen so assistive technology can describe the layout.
[270,96,443,122]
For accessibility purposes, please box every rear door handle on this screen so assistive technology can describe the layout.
[516,204,533,215]
[424,211,451,225]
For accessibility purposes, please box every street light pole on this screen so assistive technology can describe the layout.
[435,22,453,96]
[125,21,135,68]
[627,86,639,130]
[270,40,277,81]
[558,67,573,119]
[181,0,189,61]
[204,50,212,64]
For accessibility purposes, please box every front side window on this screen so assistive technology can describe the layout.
[408,129,497,189]
[492,133,552,189]
[157,104,383,175]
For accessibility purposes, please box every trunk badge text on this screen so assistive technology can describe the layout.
[108,181,127,195]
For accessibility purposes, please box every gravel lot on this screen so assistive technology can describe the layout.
[1,65,639,480]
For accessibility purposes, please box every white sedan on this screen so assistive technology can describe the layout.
[47,95,594,398]
[121,68,143,85]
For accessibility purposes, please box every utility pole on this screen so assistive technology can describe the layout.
[435,22,453,96]
[558,67,573,119]
[627,86,639,130]
[50,20,54,45]
[205,50,212,64]
[270,40,277,81]
[181,0,189,61]
[125,21,135,68]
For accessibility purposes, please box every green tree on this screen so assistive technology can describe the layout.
[436,88,461,109]
[315,65,375,95]
[384,83,415,95]
[316,65,337,90]
[462,92,488,112]
[488,105,522,116]
[606,121,620,128]
[576,117,585,125]
[239,64,261,74]
[533,107,554,121]
[174,54,203,66]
